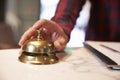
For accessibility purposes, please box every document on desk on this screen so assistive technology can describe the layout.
[84,41,120,70]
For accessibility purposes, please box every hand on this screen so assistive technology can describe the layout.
[18,19,69,51]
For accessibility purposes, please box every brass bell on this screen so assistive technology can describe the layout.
[18,29,58,65]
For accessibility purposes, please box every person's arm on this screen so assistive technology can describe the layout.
[19,0,85,51]
[52,0,86,37]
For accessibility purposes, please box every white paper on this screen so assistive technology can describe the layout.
[85,41,120,65]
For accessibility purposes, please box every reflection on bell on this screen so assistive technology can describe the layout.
[18,29,58,65]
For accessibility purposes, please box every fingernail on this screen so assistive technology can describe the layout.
[18,41,22,46]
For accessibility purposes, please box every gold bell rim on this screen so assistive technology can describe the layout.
[19,52,59,65]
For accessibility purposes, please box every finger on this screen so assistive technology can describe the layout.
[59,36,68,46]
[54,41,64,51]
[33,19,64,33]
[54,37,67,51]
[19,27,37,46]
[52,32,59,41]
[33,19,48,30]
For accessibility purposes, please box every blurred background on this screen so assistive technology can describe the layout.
[0,0,91,49]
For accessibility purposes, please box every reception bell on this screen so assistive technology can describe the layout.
[18,29,58,65]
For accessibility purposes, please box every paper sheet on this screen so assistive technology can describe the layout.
[85,41,120,65]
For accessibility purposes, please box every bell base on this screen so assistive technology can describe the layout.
[18,52,58,65]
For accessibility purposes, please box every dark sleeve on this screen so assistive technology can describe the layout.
[51,0,86,36]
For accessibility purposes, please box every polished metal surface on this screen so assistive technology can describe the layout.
[19,29,58,64]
